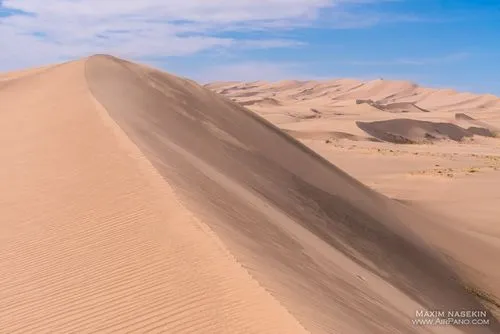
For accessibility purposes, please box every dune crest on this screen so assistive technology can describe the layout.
[1,55,499,333]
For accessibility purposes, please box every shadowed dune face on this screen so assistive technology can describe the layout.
[83,55,499,333]
[239,97,281,107]
[456,113,476,121]
[456,113,500,137]
[357,119,496,144]
[468,126,497,138]
[381,102,431,113]
[356,100,432,113]
[283,129,382,142]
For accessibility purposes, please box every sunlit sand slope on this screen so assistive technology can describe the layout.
[0,59,307,333]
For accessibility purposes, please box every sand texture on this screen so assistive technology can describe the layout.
[1,55,499,333]
[208,79,500,327]
[0,58,306,334]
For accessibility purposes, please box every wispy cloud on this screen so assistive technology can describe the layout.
[320,10,427,29]
[0,0,408,70]
[0,0,333,69]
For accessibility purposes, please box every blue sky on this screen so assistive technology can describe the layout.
[1,0,499,95]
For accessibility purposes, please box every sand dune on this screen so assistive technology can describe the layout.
[239,97,282,107]
[356,99,431,113]
[206,79,500,113]
[0,57,306,334]
[284,129,381,142]
[456,113,500,136]
[209,80,500,146]
[210,77,500,327]
[1,55,499,333]
[382,102,431,113]
[357,119,496,144]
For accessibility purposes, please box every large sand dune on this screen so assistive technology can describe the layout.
[1,55,499,333]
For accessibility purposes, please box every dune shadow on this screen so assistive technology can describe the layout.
[357,119,495,144]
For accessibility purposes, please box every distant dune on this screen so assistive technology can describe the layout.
[283,129,381,142]
[207,79,500,145]
[206,79,500,113]
[456,113,500,137]
[239,97,282,107]
[357,119,496,144]
[1,55,499,333]
[356,99,432,113]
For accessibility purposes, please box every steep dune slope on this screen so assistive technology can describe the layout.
[0,60,307,333]
[84,55,498,333]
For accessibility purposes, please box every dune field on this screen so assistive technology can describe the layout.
[1,55,499,333]
[207,80,500,239]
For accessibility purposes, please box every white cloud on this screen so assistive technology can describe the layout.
[0,0,409,71]
[3,0,333,23]
[0,0,338,70]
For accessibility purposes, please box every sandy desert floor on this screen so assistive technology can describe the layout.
[1,56,499,333]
